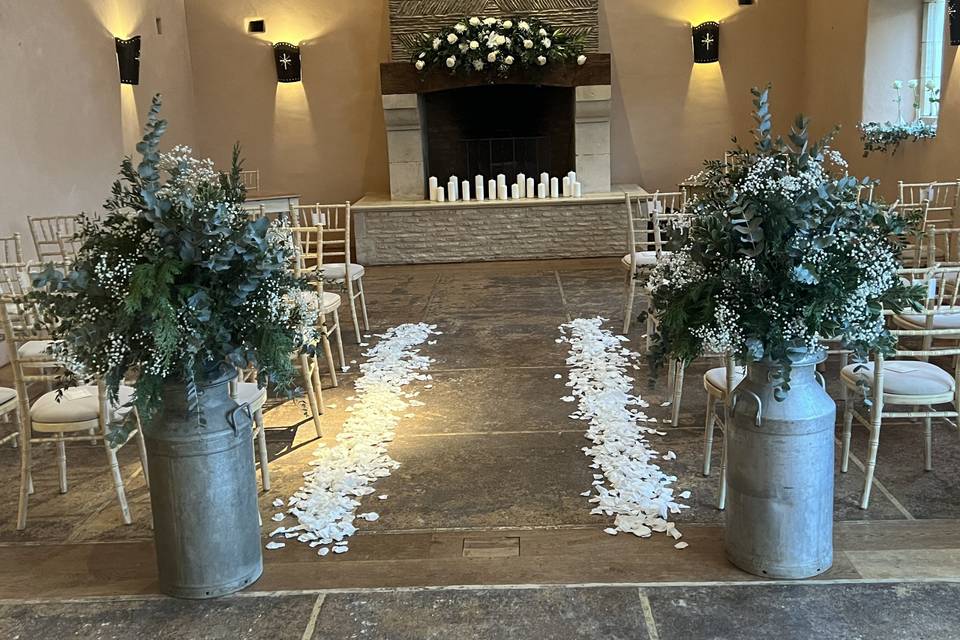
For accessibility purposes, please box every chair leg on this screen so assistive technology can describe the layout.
[924,413,933,471]
[645,309,655,354]
[622,269,636,335]
[841,399,854,473]
[321,324,338,388]
[104,443,132,525]
[718,424,728,511]
[333,309,347,371]
[345,279,362,343]
[16,431,31,530]
[254,409,270,491]
[860,423,882,510]
[56,434,68,494]
[133,409,150,490]
[671,360,685,427]
[703,398,716,477]
[357,276,370,332]
[300,354,323,438]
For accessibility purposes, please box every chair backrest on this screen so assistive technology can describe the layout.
[893,200,932,267]
[919,225,960,268]
[857,184,876,204]
[291,203,351,265]
[239,169,260,193]
[898,180,960,226]
[0,234,24,264]
[27,215,80,262]
[240,203,266,221]
[289,225,323,280]
[0,264,57,377]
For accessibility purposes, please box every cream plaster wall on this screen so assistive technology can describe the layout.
[0,0,196,249]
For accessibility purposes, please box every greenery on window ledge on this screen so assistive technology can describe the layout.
[858,120,937,157]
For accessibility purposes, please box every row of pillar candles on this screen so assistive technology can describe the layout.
[428,172,583,203]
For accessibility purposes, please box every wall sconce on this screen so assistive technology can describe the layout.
[692,22,720,64]
[273,42,301,82]
[950,0,960,46]
[115,36,141,85]
[738,0,754,4]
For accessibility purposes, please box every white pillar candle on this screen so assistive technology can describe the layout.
[511,183,520,199]
[526,177,535,199]
[488,179,497,201]
[448,179,458,202]
[562,177,571,197]
[550,177,559,198]
[540,172,549,186]
[517,173,526,198]
[429,176,438,201]
[437,186,445,202]
[475,174,484,194]
[476,182,485,201]
[573,181,582,198]
[568,170,577,185]
[498,183,508,200]
[537,183,547,199]
[461,179,470,202]
[497,173,506,190]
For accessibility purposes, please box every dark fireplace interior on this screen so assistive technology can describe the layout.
[421,85,575,185]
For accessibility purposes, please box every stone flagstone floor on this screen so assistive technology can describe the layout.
[1,258,959,639]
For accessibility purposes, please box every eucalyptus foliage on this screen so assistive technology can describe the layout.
[859,120,937,157]
[647,87,924,398]
[30,95,316,439]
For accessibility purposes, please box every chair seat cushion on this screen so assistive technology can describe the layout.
[895,311,960,329]
[18,340,55,359]
[30,385,135,430]
[0,387,16,406]
[305,290,342,313]
[704,366,746,392]
[622,251,668,268]
[841,360,955,397]
[320,262,365,282]
[235,382,267,413]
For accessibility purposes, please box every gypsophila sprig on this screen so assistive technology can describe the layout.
[647,86,924,399]
[409,16,585,76]
[28,95,317,443]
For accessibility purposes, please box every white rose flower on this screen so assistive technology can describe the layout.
[518,21,530,31]
[503,20,513,28]
[542,37,551,48]
[892,80,903,90]
[908,79,919,89]
[432,38,441,50]
[537,55,547,65]
[446,55,457,68]
[505,55,515,65]
[455,23,467,33]
[415,60,425,70]
[459,43,469,52]
[539,28,547,36]
[472,59,484,71]
[926,79,937,90]
[447,33,458,44]
[487,51,497,62]
[577,54,587,65]
[484,17,497,25]
[496,35,506,45]
[469,16,481,26]
[469,40,479,50]
[523,39,534,49]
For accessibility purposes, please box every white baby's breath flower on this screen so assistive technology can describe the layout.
[577,54,587,65]
[446,33,458,44]
[446,55,457,68]
[537,55,547,65]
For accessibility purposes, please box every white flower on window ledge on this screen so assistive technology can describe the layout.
[537,55,547,65]
[577,54,587,65]
[446,55,457,68]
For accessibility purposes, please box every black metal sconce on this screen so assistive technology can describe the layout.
[950,0,960,46]
[115,36,141,85]
[273,42,301,82]
[738,0,754,4]
[692,22,720,64]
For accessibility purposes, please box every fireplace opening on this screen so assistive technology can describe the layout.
[421,85,575,185]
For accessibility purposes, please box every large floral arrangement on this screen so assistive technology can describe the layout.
[647,87,924,397]
[30,95,317,438]
[410,16,586,75]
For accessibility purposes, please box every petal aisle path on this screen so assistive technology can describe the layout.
[266,322,439,557]
[559,317,690,546]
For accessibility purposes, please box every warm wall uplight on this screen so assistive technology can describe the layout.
[115,36,141,84]
[273,42,301,82]
[692,22,720,64]
[950,0,960,46]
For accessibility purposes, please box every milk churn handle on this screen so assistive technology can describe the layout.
[815,371,827,390]
[226,404,251,436]
[729,389,763,426]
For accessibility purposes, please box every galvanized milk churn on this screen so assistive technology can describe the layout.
[725,350,835,579]
[145,365,263,598]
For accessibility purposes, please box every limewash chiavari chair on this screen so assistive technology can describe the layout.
[0,234,24,264]
[842,265,960,509]
[241,204,266,220]
[898,180,960,228]
[239,169,261,193]
[894,200,933,268]
[227,369,271,491]
[857,184,876,204]
[27,215,81,262]
[291,203,370,344]
[0,263,149,529]
[701,355,742,510]
[290,224,347,382]
[621,191,685,336]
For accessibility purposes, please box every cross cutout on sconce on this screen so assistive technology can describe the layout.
[273,42,301,82]
[692,22,720,64]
